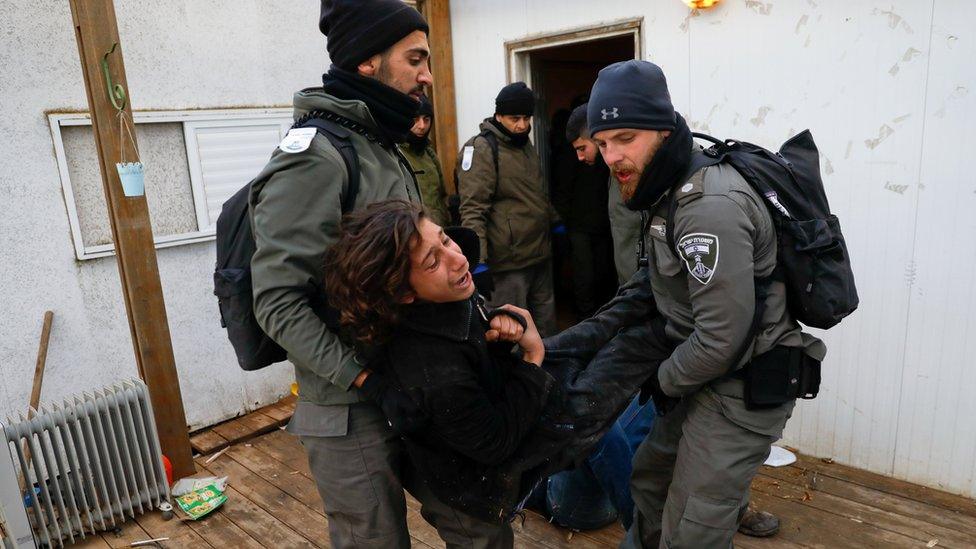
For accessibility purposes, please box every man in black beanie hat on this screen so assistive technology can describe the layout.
[545,60,825,547]
[457,81,559,337]
[249,2,512,547]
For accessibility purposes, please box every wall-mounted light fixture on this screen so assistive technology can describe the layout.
[683,0,722,8]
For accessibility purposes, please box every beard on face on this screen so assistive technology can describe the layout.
[619,173,640,200]
[614,133,668,200]
[376,57,425,98]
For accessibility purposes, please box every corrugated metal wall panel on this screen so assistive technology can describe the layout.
[450,0,976,497]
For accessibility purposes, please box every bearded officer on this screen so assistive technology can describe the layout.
[572,60,826,547]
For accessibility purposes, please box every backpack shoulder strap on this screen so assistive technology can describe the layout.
[297,117,361,214]
[478,130,500,184]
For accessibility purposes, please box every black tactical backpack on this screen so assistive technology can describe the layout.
[666,130,858,330]
[213,114,361,371]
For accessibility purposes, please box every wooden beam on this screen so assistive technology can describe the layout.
[68,0,194,479]
[422,0,460,194]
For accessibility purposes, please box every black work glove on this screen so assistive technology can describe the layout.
[359,371,428,435]
[639,368,680,417]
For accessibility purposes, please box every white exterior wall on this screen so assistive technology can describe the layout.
[451,0,976,498]
[0,0,325,430]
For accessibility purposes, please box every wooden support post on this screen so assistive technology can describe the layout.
[68,0,194,479]
[422,0,460,194]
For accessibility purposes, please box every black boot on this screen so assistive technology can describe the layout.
[738,507,780,537]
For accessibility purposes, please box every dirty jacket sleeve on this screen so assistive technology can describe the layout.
[416,347,554,467]
[658,194,756,397]
[250,144,361,390]
[458,137,497,262]
[543,268,655,358]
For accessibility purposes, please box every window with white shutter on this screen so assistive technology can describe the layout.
[50,109,292,260]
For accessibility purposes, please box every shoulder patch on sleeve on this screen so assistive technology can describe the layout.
[676,232,719,284]
[278,127,317,154]
[461,145,475,171]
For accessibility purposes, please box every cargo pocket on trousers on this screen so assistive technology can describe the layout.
[670,494,739,547]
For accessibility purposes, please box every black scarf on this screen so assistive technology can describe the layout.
[404,131,430,154]
[625,112,693,211]
[323,65,420,143]
[489,118,531,148]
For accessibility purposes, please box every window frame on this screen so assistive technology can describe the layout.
[49,108,292,260]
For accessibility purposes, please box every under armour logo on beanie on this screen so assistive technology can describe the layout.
[588,60,676,136]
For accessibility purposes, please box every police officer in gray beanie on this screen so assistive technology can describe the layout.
[458,81,560,336]
[548,60,826,547]
[251,1,512,547]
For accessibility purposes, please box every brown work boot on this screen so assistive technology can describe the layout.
[738,507,780,537]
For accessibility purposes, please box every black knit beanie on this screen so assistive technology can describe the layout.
[320,0,429,71]
[495,82,535,116]
[418,95,435,118]
[587,60,676,135]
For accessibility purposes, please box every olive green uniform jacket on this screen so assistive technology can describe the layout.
[249,89,420,405]
[398,143,451,227]
[457,120,558,273]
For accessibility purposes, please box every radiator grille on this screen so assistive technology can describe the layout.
[2,380,171,547]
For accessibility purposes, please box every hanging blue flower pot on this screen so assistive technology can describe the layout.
[116,162,145,197]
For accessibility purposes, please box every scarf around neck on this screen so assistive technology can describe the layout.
[322,65,421,143]
[404,131,430,154]
[625,112,693,211]
[489,118,531,148]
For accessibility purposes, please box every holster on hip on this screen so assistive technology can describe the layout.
[736,346,821,410]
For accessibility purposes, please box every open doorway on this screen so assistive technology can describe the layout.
[526,35,637,177]
[505,21,642,326]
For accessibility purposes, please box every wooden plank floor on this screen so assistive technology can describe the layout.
[71,405,976,548]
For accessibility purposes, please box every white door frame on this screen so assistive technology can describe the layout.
[504,17,644,87]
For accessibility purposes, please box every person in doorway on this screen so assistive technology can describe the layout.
[558,59,826,547]
[399,96,451,227]
[250,2,506,547]
[457,82,559,336]
[553,103,616,317]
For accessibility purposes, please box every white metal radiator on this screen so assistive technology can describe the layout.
[1,380,171,547]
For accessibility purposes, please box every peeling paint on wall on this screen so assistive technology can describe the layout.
[874,6,914,34]
[823,156,834,176]
[865,124,895,149]
[750,106,772,127]
[884,181,910,195]
[744,1,773,16]
[795,14,809,34]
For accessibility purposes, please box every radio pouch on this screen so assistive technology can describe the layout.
[741,346,821,410]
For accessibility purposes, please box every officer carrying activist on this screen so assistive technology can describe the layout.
[548,59,827,547]
[248,1,512,547]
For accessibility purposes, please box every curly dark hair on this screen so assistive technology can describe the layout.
[324,200,425,345]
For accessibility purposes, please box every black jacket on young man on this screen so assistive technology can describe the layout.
[382,296,575,523]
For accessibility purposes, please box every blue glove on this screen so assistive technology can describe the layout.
[552,223,567,235]
[472,263,494,298]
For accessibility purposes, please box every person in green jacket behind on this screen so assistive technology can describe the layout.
[398,96,451,227]
[457,82,559,336]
